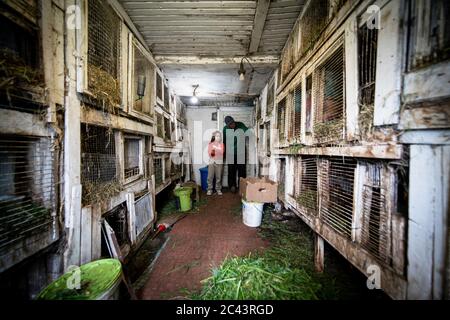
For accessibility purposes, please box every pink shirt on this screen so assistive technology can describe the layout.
[208,141,224,162]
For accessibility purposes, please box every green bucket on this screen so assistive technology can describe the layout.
[174,187,193,212]
[36,259,122,300]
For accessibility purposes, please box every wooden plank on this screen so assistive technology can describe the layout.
[275,144,403,160]
[91,205,102,260]
[126,193,137,244]
[400,130,450,145]
[391,213,406,276]
[249,0,271,53]
[64,0,83,271]
[344,17,359,140]
[132,14,255,22]
[399,103,450,130]
[140,30,252,36]
[140,25,254,31]
[65,184,82,269]
[407,145,441,299]
[351,162,366,243]
[80,107,153,135]
[0,109,49,137]
[41,0,65,122]
[76,0,88,94]
[122,1,257,10]
[403,61,450,104]
[116,131,125,182]
[433,146,450,299]
[136,20,255,27]
[314,233,324,273]
[80,206,92,265]
[373,0,403,125]
[153,43,248,49]
[154,55,278,65]
[124,8,256,15]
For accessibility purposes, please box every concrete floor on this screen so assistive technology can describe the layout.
[137,192,267,300]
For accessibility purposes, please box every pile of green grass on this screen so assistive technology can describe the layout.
[192,207,340,300]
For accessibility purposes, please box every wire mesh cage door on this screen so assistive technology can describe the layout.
[293,83,302,140]
[153,156,163,187]
[81,124,119,205]
[132,42,154,115]
[360,162,392,266]
[295,156,319,216]
[319,157,356,239]
[277,98,286,145]
[313,44,345,143]
[0,135,57,253]
[358,22,378,138]
[87,0,122,107]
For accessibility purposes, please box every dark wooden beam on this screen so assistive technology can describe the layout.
[248,0,271,53]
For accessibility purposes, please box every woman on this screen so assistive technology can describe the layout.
[207,131,224,195]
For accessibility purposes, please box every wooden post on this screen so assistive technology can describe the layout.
[314,233,325,273]
[80,206,92,265]
[63,0,82,271]
[126,192,137,244]
[91,204,102,261]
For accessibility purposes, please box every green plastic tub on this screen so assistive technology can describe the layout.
[174,186,193,212]
[36,259,122,300]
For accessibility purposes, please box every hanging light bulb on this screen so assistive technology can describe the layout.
[190,95,198,104]
[191,84,199,104]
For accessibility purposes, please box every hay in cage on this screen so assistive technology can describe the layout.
[87,64,121,113]
[82,180,123,205]
[296,189,318,211]
[313,118,343,141]
[358,103,374,139]
[0,48,43,90]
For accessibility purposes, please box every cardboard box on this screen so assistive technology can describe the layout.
[239,177,278,203]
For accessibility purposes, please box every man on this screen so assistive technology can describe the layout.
[222,116,248,193]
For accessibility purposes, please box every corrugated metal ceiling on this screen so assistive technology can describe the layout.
[119,0,305,57]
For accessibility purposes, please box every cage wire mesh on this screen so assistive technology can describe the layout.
[81,124,120,204]
[0,135,56,250]
[313,44,345,143]
[165,156,171,180]
[305,75,313,134]
[319,157,356,238]
[358,23,378,137]
[156,114,164,138]
[133,44,154,115]
[134,192,153,237]
[104,202,129,247]
[299,0,330,57]
[153,157,163,187]
[267,81,275,116]
[286,92,294,141]
[293,83,302,138]
[0,11,46,113]
[277,158,286,196]
[163,83,169,112]
[124,138,140,179]
[156,73,163,101]
[164,117,171,141]
[87,0,121,107]
[360,163,391,265]
[294,156,319,214]
[277,98,286,143]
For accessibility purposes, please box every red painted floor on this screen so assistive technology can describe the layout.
[138,192,267,300]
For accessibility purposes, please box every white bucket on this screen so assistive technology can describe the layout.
[242,200,264,227]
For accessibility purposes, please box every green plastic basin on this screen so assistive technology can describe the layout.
[36,259,122,300]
